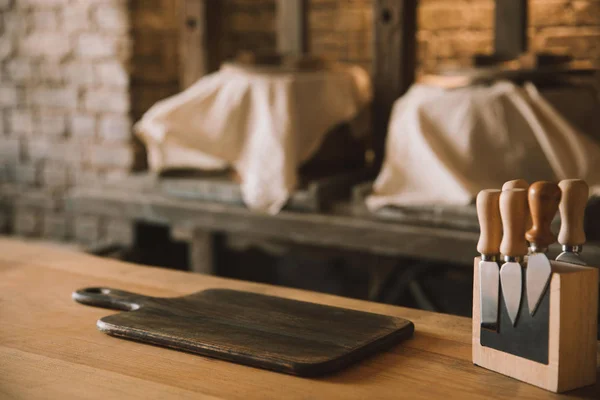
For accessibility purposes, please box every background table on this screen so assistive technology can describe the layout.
[1,238,598,399]
[68,175,600,274]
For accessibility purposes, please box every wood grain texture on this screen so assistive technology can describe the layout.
[558,179,589,247]
[1,238,599,399]
[502,179,529,191]
[526,182,561,249]
[72,287,414,376]
[473,257,599,393]
[476,189,502,256]
[502,179,532,231]
[500,189,529,257]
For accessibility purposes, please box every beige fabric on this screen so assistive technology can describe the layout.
[367,81,600,210]
[135,63,371,214]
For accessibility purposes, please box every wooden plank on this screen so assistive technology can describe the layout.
[494,0,527,59]
[179,0,223,89]
[276,0,306,55]
[1,238,598,399]
[372,0,417,168]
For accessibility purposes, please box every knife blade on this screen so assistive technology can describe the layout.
[556,179,589,266]
[525,181,561,316]
[499,188,529,326]
[476,189,502,331]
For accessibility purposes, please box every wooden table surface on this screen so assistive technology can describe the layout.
[1,238,599,399]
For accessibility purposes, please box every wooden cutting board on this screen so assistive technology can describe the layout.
[73,287,414,376]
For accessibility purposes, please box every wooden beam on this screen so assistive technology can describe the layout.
[179,0,223,89]
[495,0,528,59]
[277,0,307,55]
[372,0,417,168]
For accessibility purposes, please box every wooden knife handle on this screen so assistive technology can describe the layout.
[500,189,529,257]
[558,179,588,247]
[525,181,561,249]
[502,179,529,191]
[502,179,531,231]
[476,189,502,256]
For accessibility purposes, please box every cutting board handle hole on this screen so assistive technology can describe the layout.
[72,287,150,311]
[85,288,112,295]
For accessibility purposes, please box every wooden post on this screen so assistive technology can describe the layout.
[495,0,528,59]
[179,0,223,89]
[188,230,216,275]
[171,225,216,274]
[277,0,307,55]
[372,0,417,168]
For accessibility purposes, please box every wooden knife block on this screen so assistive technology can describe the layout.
[472,257,598,393]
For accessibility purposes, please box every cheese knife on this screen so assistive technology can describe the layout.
[499,188,529,326]
[502,179,529,191]
[525,181,561,316]
[476,189,502,331]
[556,179,589,266]
[502,179,531,231]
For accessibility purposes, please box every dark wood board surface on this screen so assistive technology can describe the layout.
[73,287,414,377]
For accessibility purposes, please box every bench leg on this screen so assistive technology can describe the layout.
[189,230,215,275]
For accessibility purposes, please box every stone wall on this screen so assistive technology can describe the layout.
[0,0,134,246]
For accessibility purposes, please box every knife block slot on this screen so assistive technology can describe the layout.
[472,257,598,393]
[480,272,550,364]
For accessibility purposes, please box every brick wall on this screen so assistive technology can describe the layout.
[0,0,134,246]
[221,0,277,59]
[0,0,277,247]
[418,0,600,74]
[308,0,373,72]
[304,0,600,75]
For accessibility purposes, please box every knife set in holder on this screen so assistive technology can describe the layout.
[472,179,598,393]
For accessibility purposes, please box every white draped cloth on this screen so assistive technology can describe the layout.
[135,63,372,214]
[367,81,600,210]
